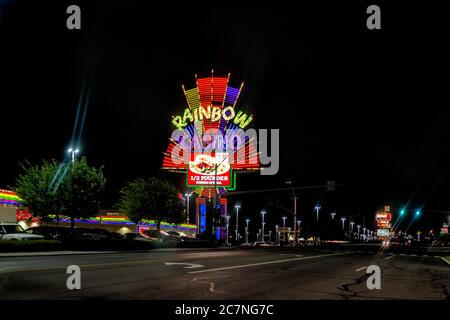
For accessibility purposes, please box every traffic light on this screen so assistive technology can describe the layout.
[400,209,405,216]
[415,210,421,216]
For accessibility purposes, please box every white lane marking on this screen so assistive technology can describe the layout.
[400,254,405,256]
[188,252,354,274]
[439,257,450,265]
[355,266,367,272]
[410,254,416,257]
[385,254,398,260]
[165,262,204,269]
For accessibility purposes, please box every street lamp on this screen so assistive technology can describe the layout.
[261,210,266,241]
[67,148,80,163]
[330,212,336,220]
[225,215,230,246]
[357,225,361,239]
[315,205,321,221]
[258,229,262,241]
[286,181,298,245]
[297,220,301,241]
[282,216,287,228]
[341,217,346,230]
[269,230,272,242]
[184,192,192,224]
[275,225,279,242]
[235,204,241,241]
[350,221,355,232]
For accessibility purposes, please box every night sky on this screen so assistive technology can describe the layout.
[1,2,449,233]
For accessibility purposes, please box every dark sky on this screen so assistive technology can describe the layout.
[1,1,449,232]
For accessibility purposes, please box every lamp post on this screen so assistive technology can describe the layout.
[315,205,321,221]
[67,148,80,163]
[357,225,361,239]
[235,204,241,241]
[184,192,192,224]
[282,216,287,228]
[330,212,336,220]
[275,225,279,242]
[341,217,346,230]
[286,181,298,244]
[297,220,301,241]
[261,210,266,242]
[225,215,230,246]
[245,218,250,244]
[269,230,272,242]
[258,229,261,241]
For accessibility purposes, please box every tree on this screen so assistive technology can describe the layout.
[14,159,67,224]
[14,157,106,230]
[61,157,106,229]
[117,178,184,231]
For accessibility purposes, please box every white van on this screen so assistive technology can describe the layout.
[0,223,45,240]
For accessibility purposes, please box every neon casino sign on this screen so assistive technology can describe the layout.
[162,72,260,198]
[172,106,253,130]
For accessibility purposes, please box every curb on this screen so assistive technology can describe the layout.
[0,246,239,258]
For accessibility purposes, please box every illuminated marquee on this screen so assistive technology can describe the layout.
[172,106,253,130]
[188,153,231,187]
[162,71,260,197]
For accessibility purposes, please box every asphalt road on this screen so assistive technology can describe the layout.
[0,247,449,300]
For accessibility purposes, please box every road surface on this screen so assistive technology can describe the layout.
[0,247,449,299]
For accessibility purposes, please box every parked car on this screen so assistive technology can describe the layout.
[0,223,45,240]
[144,229,179,241]
[252,241,273,247]
[122,232,152,241]
[74,228,118,241]
[25,226,70,240]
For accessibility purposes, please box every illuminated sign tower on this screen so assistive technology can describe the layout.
[162,71,260,239]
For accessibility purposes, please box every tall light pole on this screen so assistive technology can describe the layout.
[184,192,192,224]
[350,221,355,240]
[67,148,80,163]
[269,230,272,242]
[341,217,346,230]
[225,215,230,246]
[282,216,287,228]
[286,181,298,244]
[258,229,261,241]
[261,210,266,241]
[235,204,241,241]
[297,220,301,241]
[275,225,279,242]
[357,225,361,240]
[315,205,321,221]
[330,212,336,220]
[245,218,250,244]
